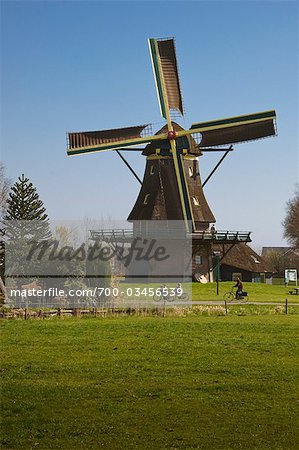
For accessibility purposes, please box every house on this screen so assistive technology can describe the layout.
[213,243,272,283]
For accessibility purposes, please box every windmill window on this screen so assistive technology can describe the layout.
[195,255,202,265]
[192,196,199,206]
[150,165,155,175]
[188,166,193,177]
[143,194,150,205]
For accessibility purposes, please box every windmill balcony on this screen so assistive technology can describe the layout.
[89,229,251,244]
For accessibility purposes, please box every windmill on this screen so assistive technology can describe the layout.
[67,37,276,236]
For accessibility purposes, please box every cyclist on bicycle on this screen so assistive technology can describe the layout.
[234,277,243,299]
[159,284,168,300]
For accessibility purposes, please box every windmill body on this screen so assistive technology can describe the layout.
[128,122,215,231]
[67,38,277,281]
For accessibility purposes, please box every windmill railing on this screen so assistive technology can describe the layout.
[89,229,251,243]
[90,229,134,242]
[192,230,251,242]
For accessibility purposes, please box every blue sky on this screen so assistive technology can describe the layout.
[1,0,298,249]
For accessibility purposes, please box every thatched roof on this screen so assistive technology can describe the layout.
[214,243,271,273]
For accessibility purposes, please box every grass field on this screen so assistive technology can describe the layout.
[117,280,297,304]
[192,281,299,303]
[104,281,299,307]
[1,315,298,449]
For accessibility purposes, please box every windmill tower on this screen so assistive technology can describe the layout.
[67,38,277,281]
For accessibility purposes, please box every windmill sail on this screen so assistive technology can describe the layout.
[189,110,276,147]
[67,124,165,156]
[148,38,184,119]
[68,125,149,150]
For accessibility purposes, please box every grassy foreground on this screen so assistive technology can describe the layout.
[1,316,298,449]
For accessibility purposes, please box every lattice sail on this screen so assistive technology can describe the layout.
[190,110,276,147]
[67,125,151,150]
[149,38,184,119]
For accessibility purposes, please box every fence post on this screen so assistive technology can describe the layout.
[163,298,166,317]
[224,300,228,316]
[285,298,288,315]
[24,307,28,320]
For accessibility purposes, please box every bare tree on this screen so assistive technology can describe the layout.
[283,185,299,249]
[0,162,11,222]
[263,249,292,276]
[0,163,11,298]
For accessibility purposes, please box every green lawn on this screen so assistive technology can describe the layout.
[191,281,299,303]
[1,316,298,449]
[117,281,298,304]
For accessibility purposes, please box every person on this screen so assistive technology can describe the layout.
[234,277,243,299]
[210,224,216,237]
[159,283,168,300]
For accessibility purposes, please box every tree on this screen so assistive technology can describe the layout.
[283,185,299,248]
[0,162,11,223]
[4,175,51,289]
[5,174,51,240]
[263,249,292,276]
[51,225,84,290]
[0,163,11,286]
[5,174,49,222]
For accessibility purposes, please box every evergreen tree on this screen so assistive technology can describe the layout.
[6,174,49,221]
[4,175,51,283]
[5,174,51,241]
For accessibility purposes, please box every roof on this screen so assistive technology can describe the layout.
[215,243,271,273]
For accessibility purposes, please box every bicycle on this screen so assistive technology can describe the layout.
[223,287,249,303]
[153,290,189,303]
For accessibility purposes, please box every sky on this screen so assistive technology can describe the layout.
[1,0,298,250]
